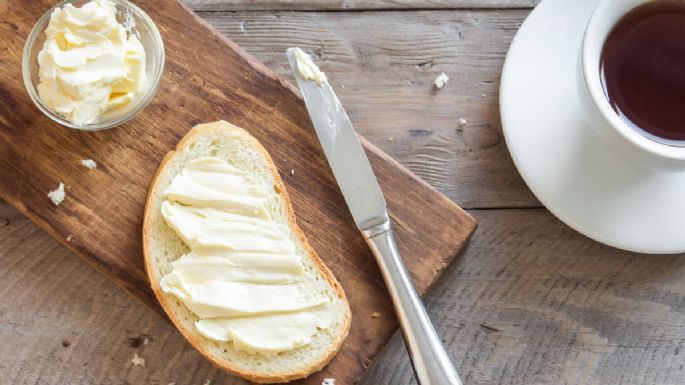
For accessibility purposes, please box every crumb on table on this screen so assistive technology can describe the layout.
[434,72,449,89]
[131,353,145,367]
[47,183,65,206]
[80,159,97,169]
[371,311,381,318]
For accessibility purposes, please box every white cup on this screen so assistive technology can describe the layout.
[577,0,685,172]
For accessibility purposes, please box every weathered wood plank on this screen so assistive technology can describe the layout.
[3,201,684,384]
[366,209,685,385]
[185,0,539,12]
[0,202,236,385]
[195,9,539,208]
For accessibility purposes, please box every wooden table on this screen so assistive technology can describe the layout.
[3,1,685,384]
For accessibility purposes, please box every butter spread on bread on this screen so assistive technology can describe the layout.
[159,157,336,356]
[143,121,350,382]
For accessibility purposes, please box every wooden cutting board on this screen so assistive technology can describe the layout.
[0,1,477,384]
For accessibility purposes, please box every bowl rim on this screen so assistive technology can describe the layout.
[22,0,165,131]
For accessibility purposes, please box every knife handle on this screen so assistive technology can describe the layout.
[363,222,463,385]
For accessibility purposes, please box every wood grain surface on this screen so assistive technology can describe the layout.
[0,1,475,385]
[185,0,540,11]
[201,9,538,209]
[4,1,685,385]
[5,204,685,385]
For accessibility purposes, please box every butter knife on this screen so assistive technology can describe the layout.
[286,48,463,385]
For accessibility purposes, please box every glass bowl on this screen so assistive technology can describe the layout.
[22,0,165,131]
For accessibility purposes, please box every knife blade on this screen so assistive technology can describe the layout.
[287,47,462,385]
[285,48,388,232]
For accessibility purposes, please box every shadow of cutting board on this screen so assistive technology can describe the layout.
[0,1,476,383]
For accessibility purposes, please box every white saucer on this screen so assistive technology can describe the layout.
[500,0,685,254]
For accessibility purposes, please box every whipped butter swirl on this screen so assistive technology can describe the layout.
[160,157,335,356]
[37,0,147,125]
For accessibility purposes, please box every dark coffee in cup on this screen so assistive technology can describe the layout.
[600,2,685,144]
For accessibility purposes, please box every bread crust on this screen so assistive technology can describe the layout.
[142,121,351,383]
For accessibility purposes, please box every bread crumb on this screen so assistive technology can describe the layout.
[203,380,211,385]
[388,137,394,142]
[131,353,145,367]
[371,311,381,318]
[458,118,467,127]
[434,72,449,89]
[322,379,335,385]
[47,183,65,206]
[80,159,97,169]
[66,234,73,242]
[290,169,295,176]
[143,335,152,345]
[239,20,247,34]
[481,93,486,98]
[168,383,176,385]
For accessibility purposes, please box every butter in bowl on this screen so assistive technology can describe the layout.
[22,0,164,131]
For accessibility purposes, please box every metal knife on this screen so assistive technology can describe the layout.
[286,48,463,385]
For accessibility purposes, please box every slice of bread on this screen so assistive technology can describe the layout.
[143,121,351,383]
